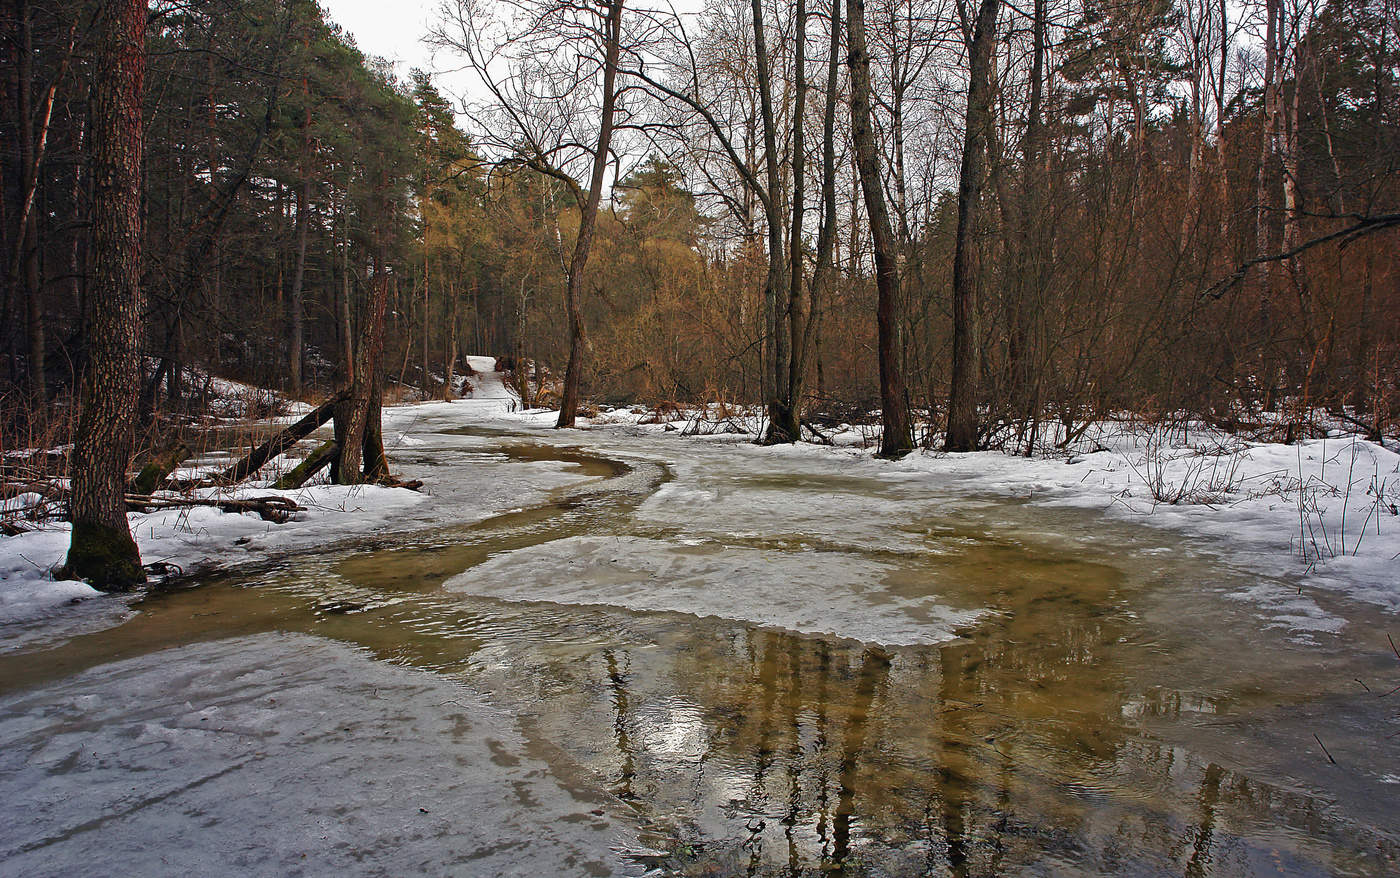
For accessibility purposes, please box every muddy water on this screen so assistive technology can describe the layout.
[2,428,1398,876]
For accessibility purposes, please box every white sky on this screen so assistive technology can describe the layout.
[321,0,445,79]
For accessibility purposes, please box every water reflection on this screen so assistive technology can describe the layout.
[1,431,1396,877]
[506,609,1395,877]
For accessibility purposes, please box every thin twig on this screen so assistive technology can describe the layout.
[1312,733,1337,765]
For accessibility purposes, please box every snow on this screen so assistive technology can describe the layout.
[447,535,985,646]
[588,412,1400,619]
[0,361,601,642]
[3,360,1397,646]
[0,566,100,622]
[0,633,639,877]
[871,430,1400,613]
[3,360,1400,874]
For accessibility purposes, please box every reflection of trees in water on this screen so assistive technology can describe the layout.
[831,647,891,873]
[585,579,1394,876]
[605,649,636,803]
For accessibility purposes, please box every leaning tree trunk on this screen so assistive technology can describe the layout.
[557,0,624,428]
[945,0,1001,453]
[65,0,147,590]
[848,0,913,457]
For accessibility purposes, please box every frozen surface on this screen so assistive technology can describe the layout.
[0,364,600,638]
[0,633,636,877]
[4,360,1397,648]
[448,535,985,646]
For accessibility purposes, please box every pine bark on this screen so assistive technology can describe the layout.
[65,0,147,591]
[337,254,390,483]
[443,279,458,400]
[288,161,309,394]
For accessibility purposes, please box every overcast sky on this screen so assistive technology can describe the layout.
[321,0,444,78]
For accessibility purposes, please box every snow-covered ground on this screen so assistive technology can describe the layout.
[0,356,562,643]
[0,633,638,877]
[2,358,1396,644]
[574,408,1400,619]
[2,359,1398,875]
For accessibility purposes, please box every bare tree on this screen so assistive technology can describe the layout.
[944,0,999,452]
[849,0,914,456]
[434,0,630,428]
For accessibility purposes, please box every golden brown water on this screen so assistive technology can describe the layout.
[2,431,1397,876]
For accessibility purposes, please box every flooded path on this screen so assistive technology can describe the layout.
[1,411,1397,876]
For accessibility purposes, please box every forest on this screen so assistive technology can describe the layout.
[2,2,1400,874]
[4,0,1396,453]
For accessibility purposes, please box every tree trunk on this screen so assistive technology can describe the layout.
[65,0,147,591]
[337,252,390,483]
[421,259,432,397]
[363,367,388,482]
[338,213,355,384]
[945,0,1000,453]
[16,0,44,404]
[1011,0,1046,428]
[165,313,184,404]
[751,0,789,440]
[750,0,795,445]
[848,0,913,457]
[288,165,309,394]
[1255,0,1281,284]
[793,0,842,436]
[443,278,458,400]
[557,0,624,428]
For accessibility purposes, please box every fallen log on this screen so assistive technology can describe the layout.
[129,443,190,495]
[124,493,303,524]
[216,389,348,485]
[273,441,338,489]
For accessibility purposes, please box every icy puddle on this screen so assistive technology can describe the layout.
[2,425,1398,876]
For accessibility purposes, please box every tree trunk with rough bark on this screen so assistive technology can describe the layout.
[751,0,789,441]
[792,0,842,440]
[16,0,44,405]
[847,0,913,458]
[65,0,147,591]
[443,278,458,400]
[945,0,1000,453]
[337,255,390,483]
[289,164,309,394]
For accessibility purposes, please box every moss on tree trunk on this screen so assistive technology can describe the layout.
[61,520,145,591]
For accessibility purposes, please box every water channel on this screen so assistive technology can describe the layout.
[1,412,1397,876]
